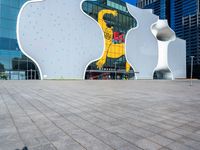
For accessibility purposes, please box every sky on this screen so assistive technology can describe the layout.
[122,0,137,5]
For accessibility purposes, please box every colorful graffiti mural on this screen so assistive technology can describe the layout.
[96,9,131,72]
[82,0,137,80]
[96,9,130,72]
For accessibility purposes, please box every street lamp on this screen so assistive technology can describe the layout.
[114,62,117,80]
[190,56,194,86]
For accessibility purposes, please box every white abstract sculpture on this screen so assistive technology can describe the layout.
[17,0,104,79]
[125,4,159,79]
[125,3,186,80]
[151,20,175,80]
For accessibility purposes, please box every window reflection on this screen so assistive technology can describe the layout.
[83,0,137,80]
[0,0,39,80]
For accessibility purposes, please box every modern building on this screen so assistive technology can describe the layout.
[182,0,200,79]
[0,0,186,80]
[136,0,200,79]
[136,0,171,21]
[0,0,39,80]
[16,0,186,80]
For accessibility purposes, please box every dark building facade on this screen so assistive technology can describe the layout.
[137,0,170,20]
[181,0,200,79]
[137,0,200,79]
[0,0,39,80]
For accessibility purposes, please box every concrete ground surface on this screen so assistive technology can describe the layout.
[0,80,200,150]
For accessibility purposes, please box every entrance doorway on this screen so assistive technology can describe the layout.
[85,69,135,80]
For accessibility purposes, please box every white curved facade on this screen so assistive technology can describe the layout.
[125,4,159,79]
[17,0,104,79]
[17,0,186,80]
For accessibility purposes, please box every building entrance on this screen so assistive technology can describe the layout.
[85,69,135,80]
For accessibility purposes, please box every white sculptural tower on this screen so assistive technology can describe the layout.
[151,20,176,80]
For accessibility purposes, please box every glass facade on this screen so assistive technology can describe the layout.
[137,0,170,20]
[0,0,39,80]
[83,0,137,80]
[181,0,200,78]
[137,1,160,18]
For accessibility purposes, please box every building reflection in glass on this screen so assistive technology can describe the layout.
[0,0,39,80]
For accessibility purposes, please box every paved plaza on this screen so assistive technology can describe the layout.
[0,80,200,150]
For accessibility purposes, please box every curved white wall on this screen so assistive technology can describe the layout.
[17,0,186,80]
[125,4,159,79]
[17,0,104,79]
[125,3,186,79]
[168,38,186,79]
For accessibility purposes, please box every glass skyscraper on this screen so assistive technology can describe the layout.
[136,0,170,20]
[137,0,200,79]
[0,0,39,80]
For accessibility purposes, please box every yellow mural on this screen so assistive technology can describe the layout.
[96,9,131,72]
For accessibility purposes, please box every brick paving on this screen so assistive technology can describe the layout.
[0,80,200,150]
